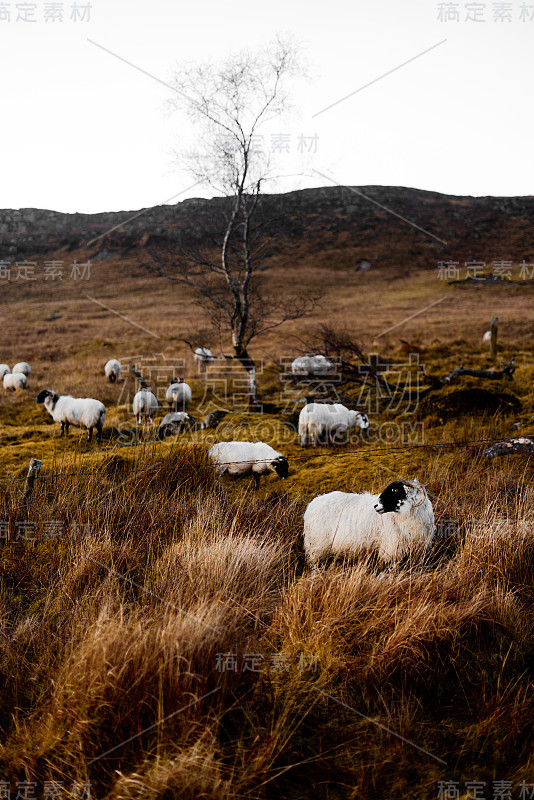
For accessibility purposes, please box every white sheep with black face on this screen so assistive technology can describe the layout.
[165,378,192,411]
[208,441,289,490]
[298,402,369,447]
[36,389,106,443]
[3,372,27,391]
[291,355,334,378]
[132,387,159,424]
[104,358,122,382]
[303,478,435,569]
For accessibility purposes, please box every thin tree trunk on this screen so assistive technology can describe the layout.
[234,346,259,410]
[247,364,258,409]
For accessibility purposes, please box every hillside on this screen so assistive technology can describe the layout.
[2,186,534,270]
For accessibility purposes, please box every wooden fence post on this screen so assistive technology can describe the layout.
[490,316,498,359]
[22,458,42,502]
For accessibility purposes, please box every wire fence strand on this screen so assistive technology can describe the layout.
[0,436,530,481]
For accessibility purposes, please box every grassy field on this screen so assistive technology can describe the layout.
[1,242,534,798]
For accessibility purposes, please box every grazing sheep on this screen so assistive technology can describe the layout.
[104,358,122,383]
[304,478,435,569]
[157,412,195,439]
[132,387,159,424]
[165,378,192,411]
[298,402,369,447]
[194,347,215,366]
[291,354,334,378]
[3,372,27,391]
[208,441,289,490]
[36,389,106,443]
[0,364,11,379]
[482,330,492,344]
[12,362,31,376]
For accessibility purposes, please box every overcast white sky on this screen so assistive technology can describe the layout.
[1,0,532,212]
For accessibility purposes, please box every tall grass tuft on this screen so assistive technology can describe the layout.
[0,441,534,797]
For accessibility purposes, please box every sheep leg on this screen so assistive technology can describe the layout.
[96,423,103,444]
[87,427,93,443]
[253,473,261,490]
[60,422,65,436]
[64,422,70,436]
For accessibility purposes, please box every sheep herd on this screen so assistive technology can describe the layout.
[1,362,30,391]
[1,351,437,572]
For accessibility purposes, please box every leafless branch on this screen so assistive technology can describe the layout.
[163,39,307,407]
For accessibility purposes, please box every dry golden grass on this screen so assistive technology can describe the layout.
[1,445,534,797]
[1,243,534,797]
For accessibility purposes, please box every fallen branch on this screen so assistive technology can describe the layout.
[443,358,515,383]
[420,358,515,391]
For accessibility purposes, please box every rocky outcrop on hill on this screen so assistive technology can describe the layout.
[1,186,533,268]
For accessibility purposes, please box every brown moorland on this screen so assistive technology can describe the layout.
[0,186,534,799]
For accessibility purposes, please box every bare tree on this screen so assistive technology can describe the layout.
[165,38,317,408]
[295,324,392,395]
